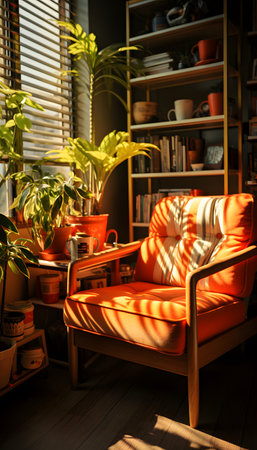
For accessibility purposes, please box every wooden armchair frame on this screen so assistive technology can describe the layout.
[66,241,257,428]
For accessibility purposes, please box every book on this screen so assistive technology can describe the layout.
[150,135,161,172]
[160,136,170,172]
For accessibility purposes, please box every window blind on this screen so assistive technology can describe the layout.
[0,0,74,159]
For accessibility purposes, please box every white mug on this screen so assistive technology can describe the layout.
[66,232,99,261]
[167,99,194,121]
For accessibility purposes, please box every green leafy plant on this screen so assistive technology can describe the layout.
[47,130,156,214]
[48,22,158,215]
[11,165,91,249]
[56,21,142,145]
[0,213,38,334]
[0,80,44,184]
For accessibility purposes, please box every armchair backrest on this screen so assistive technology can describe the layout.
[134,194,257,298]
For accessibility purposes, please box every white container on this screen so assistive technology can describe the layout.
[21,347,45,370]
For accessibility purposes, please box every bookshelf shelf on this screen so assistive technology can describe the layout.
[131,63,238,90]
[131,116,239,132]
[131,169,225,178]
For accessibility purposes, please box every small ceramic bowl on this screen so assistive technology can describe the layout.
[132,101,157,124]
[191,163,204,171]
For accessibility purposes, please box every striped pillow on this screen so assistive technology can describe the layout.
[134,194,257,298]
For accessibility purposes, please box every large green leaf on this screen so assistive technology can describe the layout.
[0,225,7,244]
[12,257,30,278]
[18,247,39,264]
[51,195,63,220]
[0,213,18,233]
[14,113,32,132]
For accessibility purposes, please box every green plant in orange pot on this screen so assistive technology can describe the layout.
[11,165,91,258]
[46,21,159,248]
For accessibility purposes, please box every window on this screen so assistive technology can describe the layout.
[8,0,73,159]
[0,0,81,213]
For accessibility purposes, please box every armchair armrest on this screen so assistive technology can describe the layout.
[67,241,142,296]
[185,243,257,377]
[186,242,257,326]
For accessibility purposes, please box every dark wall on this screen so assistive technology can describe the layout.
[88,0,129,243]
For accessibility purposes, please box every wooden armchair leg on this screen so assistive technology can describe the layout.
[187,363,199,428]
[67,327,78,389]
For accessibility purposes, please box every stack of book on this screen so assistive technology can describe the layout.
[143,52,173,74]
[133,135,204,174]
[135,189,192,223]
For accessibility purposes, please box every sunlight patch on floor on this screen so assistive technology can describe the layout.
[109,415,247,450]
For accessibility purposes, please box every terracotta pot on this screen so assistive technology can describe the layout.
[65,214,113,252]
[39,226,72,260]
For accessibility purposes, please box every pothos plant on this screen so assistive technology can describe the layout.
[47,21,158,215]
[0,80,44,185]
[0,213,38,335]
[11,165,91,249]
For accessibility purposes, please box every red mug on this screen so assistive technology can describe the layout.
[197,93,223,117]
[191,39,217,61]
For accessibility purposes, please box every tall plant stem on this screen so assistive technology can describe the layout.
[89,73,95,146]
[0,261,7,335]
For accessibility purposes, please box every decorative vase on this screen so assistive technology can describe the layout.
[0,338,16,390]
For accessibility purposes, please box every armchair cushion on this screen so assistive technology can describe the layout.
[134,194,257,297]
[64,282,246,355]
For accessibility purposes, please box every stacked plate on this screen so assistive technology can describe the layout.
[143,52,173,74]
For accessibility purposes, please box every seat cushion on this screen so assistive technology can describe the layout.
[134,194,257,298]
[64,281,246,355]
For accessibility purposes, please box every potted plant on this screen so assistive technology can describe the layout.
[46,21,159,246]
[0,213,38,389]
[11,165,91,258]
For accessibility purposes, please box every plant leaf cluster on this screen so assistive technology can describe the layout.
[0,213,39,334]
[0,80,44,183]
[47,130,159,214]
[11,165,91,249]
[56,20,143,144]
[0,213,38,281]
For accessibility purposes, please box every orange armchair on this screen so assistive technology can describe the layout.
[64,194,257,428]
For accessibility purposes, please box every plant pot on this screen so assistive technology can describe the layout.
[39,226,73,260]
[65,214,109,252]
[0,338,16,390]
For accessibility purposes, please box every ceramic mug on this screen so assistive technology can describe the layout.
[167,99,194,121]
[66,232,99,261]
[191,39,217,61]
[198,93,223,117]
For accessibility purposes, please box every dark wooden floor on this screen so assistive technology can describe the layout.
[0,336,257,450]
